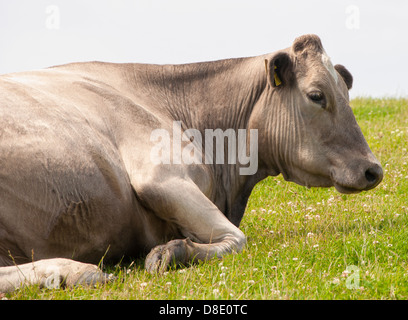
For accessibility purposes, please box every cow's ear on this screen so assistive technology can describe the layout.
[265,52,294,88]
[334,64,353,90]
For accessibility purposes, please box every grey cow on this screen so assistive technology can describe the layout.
[0,35,382,292]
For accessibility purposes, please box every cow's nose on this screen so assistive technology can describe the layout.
[364,164,383,189]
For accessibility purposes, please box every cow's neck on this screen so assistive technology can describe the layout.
[141,56,270,225]
[143,57,267,130]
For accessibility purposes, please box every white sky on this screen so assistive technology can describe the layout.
[1,0,407,98]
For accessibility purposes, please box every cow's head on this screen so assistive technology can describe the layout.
[253,34,383,193]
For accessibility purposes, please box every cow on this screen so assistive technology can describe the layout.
[0,34,382,292]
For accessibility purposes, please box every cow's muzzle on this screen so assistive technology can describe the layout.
[332,162,383,194]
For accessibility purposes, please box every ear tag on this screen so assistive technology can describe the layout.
[274,65,282,86]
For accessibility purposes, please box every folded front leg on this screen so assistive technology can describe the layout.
[138,176,246,273]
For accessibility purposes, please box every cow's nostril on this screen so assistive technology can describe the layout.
[364,165,383,188]
[365,168,377,182]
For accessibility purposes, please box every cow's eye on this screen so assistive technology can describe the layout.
[307,91,326,108]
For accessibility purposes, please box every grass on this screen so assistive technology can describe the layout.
[4,98,408,300]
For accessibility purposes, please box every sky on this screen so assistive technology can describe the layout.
[0,0,407,98]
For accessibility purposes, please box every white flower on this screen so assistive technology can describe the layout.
[271,289,280,295]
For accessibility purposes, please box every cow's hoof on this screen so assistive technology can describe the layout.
[145,245,171,274]
[145,239,190,274]
[74,271,116,287]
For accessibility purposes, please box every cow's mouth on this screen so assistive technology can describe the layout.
[333,183,362,194]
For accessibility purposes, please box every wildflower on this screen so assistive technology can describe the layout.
[248,280,255,285]
[140,282,148,289]
[292,257,298,261]
[307,232,315,238]
[332,278,340,284]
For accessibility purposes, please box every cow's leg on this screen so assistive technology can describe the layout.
[139,178,246,273]
[0,258,113,293]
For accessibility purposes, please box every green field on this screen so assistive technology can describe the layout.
[5,98,408,300]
